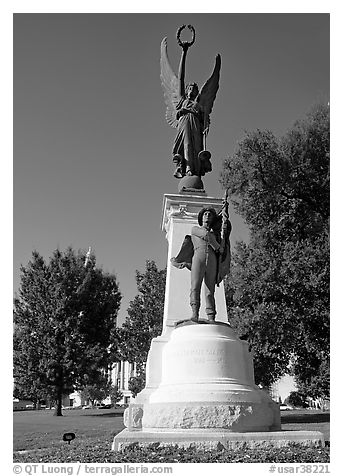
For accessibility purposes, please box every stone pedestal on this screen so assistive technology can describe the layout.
[142,322,280,433]
[112,192,324,450]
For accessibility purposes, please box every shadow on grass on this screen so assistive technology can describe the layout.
[80,411,124,418]
[281,412,330,424]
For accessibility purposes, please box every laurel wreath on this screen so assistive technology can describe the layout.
[176,24,196,48]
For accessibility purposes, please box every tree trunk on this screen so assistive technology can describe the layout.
[54,388,63,416]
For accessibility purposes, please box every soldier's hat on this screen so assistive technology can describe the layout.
[197,207,217,226]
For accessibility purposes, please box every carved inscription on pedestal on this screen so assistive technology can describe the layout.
[167,347,225,366]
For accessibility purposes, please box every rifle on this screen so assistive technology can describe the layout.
[216,189,230,285]
[219,189,229,241]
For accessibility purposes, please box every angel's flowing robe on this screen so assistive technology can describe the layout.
[172,98,204,176]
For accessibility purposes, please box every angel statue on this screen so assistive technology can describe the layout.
[160,25,221,182]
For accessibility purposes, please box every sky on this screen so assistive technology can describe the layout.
[13,13,329,325]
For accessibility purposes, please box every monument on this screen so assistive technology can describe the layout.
[112,25,324,450]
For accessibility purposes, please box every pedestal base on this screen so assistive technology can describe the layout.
[142,402,279,432]
[112,429,325,451]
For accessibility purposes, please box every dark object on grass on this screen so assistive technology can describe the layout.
[63,432,76,445]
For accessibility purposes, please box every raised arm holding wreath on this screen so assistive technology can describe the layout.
[160,25,221,180]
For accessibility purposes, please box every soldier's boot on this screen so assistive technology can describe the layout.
[190,303,200,322]
[207,313,216,322]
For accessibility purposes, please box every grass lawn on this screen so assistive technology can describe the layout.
[13,408,330,463]
[13,408,125,451]
[281,409,330,442]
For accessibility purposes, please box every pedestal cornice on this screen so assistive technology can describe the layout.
[161,193,224,238]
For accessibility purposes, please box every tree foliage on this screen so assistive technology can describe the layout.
[220,104,329,395]
[286,391,307,408]
[14,247,122,415]
[108,385,123,405]
[128,375,146,398]
[117,260,165,394]
[80,376,111,407]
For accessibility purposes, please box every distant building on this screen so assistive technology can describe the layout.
[68,360,137,407]
[111,361,137,405]
[66,392,86,408]
[306,396,330,411]
[13,398,34,410]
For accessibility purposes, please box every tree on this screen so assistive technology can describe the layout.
[80,374,112,407]
[14,247,122,416]
[108,385,123,406]
[286,391,308,408]
[128,375,146,398]
[117,260,165,394]
[220,104,329,394]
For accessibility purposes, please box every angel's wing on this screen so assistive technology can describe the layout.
[198,54,221,133]
[160,38,179,129]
